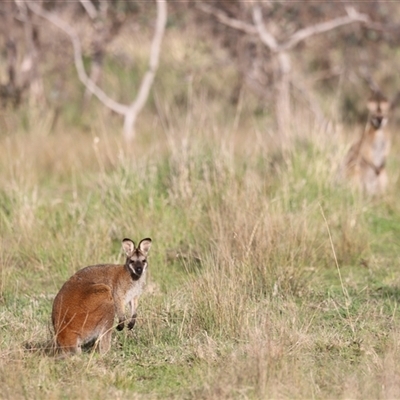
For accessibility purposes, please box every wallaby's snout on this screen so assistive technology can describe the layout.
[371,115,383,129]
[136,265,143,275]
[130,259,144,276]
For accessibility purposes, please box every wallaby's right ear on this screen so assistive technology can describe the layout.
[122,238,135,256]
[138,238,152,256]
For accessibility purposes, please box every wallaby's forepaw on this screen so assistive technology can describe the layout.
[116,321,124,331]
[127,314,137,330]
[127,320,136,330]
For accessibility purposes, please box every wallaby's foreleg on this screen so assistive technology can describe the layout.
[127,297,139,330]
[114,296,127,331]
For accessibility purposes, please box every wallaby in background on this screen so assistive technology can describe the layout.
[52,237,152,355]
[343,91,391,196]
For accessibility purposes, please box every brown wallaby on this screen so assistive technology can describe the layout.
[343,91,391,196]
[52,237,152,355]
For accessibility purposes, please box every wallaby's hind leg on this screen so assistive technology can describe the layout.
[55,332,82,355]
[96,310,114,354]
[81,294,114,354]
[98,329,112,354]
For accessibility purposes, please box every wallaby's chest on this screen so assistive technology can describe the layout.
[371,129,388,167]
[124,271,146,304]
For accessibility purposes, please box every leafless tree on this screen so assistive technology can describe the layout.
[197,3,369,139]
[253,5,368,137]
[28,0,167,142]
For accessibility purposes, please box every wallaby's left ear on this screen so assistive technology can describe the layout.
[122,238,135,256]
[138,238,152,256]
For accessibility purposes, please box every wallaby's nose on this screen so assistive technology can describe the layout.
[136,266,143,275]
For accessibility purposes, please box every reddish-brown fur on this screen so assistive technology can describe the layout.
[52,238,152,354]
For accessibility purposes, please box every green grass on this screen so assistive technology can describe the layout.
[2,117,400,398]
[2,21,400,400]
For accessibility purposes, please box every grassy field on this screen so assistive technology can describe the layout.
[1,24,400,400]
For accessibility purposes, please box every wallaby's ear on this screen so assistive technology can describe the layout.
[138,238,152,256]
[122,238,135,256]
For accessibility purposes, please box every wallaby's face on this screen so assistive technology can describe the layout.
[367,95,389,130]
[122,238,152,278]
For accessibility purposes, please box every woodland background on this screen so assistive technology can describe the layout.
[2,1,400,399]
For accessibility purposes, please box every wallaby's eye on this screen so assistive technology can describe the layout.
[142,259,147,264]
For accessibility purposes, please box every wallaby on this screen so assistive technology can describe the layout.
[52,237,152,355]
[343,91,391,196]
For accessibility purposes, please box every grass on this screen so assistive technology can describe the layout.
[2,22,400,400]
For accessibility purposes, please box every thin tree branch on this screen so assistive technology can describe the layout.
[201,3,369,54]
[252,6,278,52]
[196,3,257,35]
[282,6,369,51]
[27,1,129,115]
[79,0,97,20]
